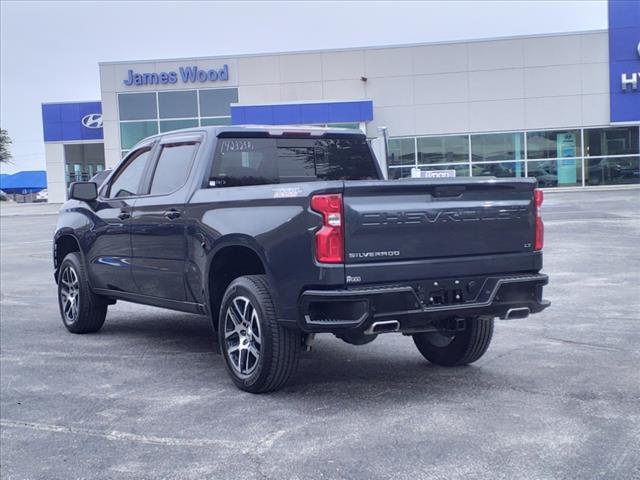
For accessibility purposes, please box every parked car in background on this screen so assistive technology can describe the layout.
[34,189,48,203]
[528,165,558,188]
[53,126,549,393]
[475,162,521,178]
[587,157,640,186]
[0,190,7,201]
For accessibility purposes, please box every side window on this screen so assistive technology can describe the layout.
[149,143,198,195]
[107,148,152,198]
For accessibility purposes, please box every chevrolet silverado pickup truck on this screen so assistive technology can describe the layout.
[53,125,549,393]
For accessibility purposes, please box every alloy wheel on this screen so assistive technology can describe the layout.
[60,266,80,324]
[224,296,262,377]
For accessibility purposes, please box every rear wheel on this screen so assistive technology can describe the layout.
[412,316,494,366]
[218,275,299,393]
[57,252,107,333]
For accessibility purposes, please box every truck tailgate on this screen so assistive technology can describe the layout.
[343,178,537,264]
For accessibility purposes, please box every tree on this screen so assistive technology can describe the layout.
[0,129,12,163]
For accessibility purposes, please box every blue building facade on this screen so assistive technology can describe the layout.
[608,0,640,123]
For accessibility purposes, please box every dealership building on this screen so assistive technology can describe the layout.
[43,0,639,203]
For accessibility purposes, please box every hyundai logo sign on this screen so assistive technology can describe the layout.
[620,43,640,92]
[81,113,103,129]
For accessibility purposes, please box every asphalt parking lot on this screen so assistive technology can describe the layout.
[1,188,639,480]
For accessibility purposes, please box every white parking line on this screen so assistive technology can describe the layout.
[0,419,286,451]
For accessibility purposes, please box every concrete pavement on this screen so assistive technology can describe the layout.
[1,189,639,479]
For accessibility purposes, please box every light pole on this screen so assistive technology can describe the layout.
[377,126,389,179]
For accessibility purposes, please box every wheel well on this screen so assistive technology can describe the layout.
[208,245,266,328]
[54,235,80,281]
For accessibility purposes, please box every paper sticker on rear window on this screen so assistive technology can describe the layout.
[219,139,255,152]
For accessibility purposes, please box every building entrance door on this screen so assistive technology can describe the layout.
[63,143,106,186]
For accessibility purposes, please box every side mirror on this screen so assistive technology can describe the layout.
[69,182,98,201]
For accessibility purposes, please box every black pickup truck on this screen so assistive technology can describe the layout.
[54,126,549,392]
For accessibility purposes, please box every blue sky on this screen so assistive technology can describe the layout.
[1,0,607,173]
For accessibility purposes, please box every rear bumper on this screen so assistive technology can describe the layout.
[298,273,549,334]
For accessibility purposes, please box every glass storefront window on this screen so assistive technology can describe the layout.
[73,164,82,183]
[472,161,525,178]
[200,117,231,126]
[159,119,198,133]
[527,130,581,160]
[118,93,157,121]
[585,127,639,157]
[527,159,582,188]
[417,135,468,164]
[158,91,198,119]
[199,88,238,117]
[471,132,524,162]
[120,121,158,150]
[388,138,415,165]
[387,166,414,179]
[386,127,639,187]
[585,156,639,186]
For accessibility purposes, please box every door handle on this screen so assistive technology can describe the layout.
[117,211,131,220]
[164,209,181,220]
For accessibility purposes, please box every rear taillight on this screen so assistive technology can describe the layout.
[534,188,544,251]
[311,194,344,263]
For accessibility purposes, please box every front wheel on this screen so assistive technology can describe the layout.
[57,252,107,333]
[412,316,494,366]
[218,275,299,393]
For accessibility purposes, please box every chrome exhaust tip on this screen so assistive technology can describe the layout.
[365,320,400,335]
[504,307,530,320]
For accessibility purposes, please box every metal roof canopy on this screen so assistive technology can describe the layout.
[0,171,47,193]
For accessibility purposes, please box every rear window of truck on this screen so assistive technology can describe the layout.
[209,136,379,187]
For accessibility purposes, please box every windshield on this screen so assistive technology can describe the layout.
[210,136,379,187]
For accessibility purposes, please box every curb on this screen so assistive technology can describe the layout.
[1,212,61,217]
[543,185,640,193]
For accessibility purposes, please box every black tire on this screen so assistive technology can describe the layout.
[57,252,107,334]
[412,316,494,366]
[218,275,299,393]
